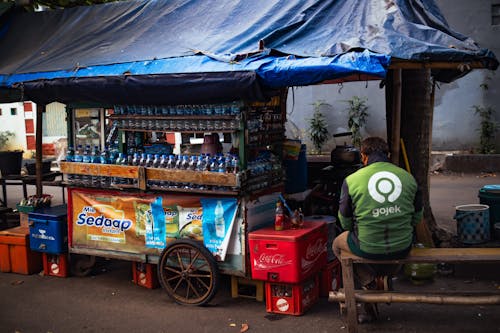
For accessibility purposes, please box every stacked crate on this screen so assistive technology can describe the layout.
[248,221,327,315]
[28,205,69,277]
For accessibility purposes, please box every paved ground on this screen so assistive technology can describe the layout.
[0,172,499,333]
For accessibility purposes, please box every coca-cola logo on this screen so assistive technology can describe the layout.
[306,238,326,259]
[254,253,293,270]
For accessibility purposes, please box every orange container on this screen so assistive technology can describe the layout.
[42,253,69,278]
[265,274,319,316]
[132,262,159,289]
[0,226,43,274]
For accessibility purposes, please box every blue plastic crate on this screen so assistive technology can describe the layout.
[28,205,68,254]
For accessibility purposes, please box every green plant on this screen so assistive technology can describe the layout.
[344,96,369,148]
[0,131,15,151]
[473,105,498,154]
[307,100,329,154]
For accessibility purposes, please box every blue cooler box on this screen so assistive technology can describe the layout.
[28,205,68,254]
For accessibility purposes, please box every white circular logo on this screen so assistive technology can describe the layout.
[51,263,60,275]
[368,171,402,203]
[276,298,290,312]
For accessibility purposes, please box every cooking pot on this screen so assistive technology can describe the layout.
[330,132,361,166]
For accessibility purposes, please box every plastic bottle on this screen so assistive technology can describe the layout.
[100,149,111,187]
[81,145,92,186]
[275,201,285,231]
[111,152,123,186]
[73,145,83,185]
[139,153,147,167]
[65,146,75,183]
[91,146,101,187]
[215,200,225,238]
[152,154,161,168]
[188,155,197,171]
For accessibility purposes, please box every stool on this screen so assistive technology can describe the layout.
[231,276,264,302]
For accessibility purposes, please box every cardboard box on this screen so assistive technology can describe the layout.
[249,221,327,283]
[42,253,69,278]
[265,274,319,316]
[132,262,159,289]
[0,226,43,274]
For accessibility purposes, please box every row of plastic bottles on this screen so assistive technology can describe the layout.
[113,102,243,116]
[65,145,240,189]
[115,118,240,131]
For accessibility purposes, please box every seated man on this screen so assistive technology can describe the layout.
[332,137,423,322]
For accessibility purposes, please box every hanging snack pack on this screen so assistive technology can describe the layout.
[164,206,179,238]
[177,206,203,241]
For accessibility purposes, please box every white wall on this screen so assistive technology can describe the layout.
[0,102,30,153]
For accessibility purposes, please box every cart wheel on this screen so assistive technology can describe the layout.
[69,254,96,277]
[157,239,220,306]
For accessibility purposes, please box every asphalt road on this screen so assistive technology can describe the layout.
[0,172,499,333]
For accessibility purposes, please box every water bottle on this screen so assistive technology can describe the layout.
[188,155,197,171]
[217,156,226,173]
[196,155,205,172]
[112,153,124,186]
[73,145,83,185]
[88,146,100,187]
[65,146,75,184]
[100,149,111,188]
[153,154,161,168]
[215,200,226,238]
[139,153,147,167]
[167,155,176,169]
[231,155,240,174]
[80,145,92,186]
[145,154,153,167]
[132,152,140,166]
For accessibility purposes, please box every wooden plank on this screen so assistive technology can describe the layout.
[342,248,500,264]
[146,168,239,187]
[60,162,139,178]
[330,290,500,305]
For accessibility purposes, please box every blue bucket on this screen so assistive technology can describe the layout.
[454,204,490,244]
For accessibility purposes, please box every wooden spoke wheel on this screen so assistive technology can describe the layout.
[157,239,220,306]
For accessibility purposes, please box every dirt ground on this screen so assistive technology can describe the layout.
[0,172,499,333]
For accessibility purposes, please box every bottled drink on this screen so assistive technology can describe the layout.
[132,152,140,166]
[90,146,101,187]
[181,155,190,170]
[65,146,75,183]
[159,154,168,168]
[81,145,92,186]
[139,153,147,166]
[196,155,205,172]
[167,155,176,169]
[215,200,225,238]
[275,201,284,231]
[153,154,161,168]
[231,155,240,174]
[111,153,124,186]
[100,149,111,188]
[73,145,83,185]
[145,154,153,167]
[188,155,197,171]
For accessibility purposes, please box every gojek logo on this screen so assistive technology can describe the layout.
[368,171,402,203]
[368,171,403,218]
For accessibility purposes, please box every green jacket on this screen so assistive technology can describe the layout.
[338,156,423,255]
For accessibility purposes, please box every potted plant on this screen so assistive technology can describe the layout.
[0,131,23,176]
[344,96,369,149]
[307,100,329,154]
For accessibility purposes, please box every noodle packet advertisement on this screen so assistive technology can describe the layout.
[201,198,238,261]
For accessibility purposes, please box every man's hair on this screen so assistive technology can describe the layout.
[361,137,389,156]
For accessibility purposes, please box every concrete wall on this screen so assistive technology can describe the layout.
[0,102,31,153]
[287,0,500,153]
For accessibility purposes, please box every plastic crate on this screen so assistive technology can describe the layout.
[249,221,327,283]
[132,262,159,289]
[42,253,69,278]
[0,226,42,274]
[319,259,342,297]
[265,274,319,316]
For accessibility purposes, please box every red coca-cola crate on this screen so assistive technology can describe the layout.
[265,274,319,316]
[319,259,341,297]
[132,262,159,289]
[249,221,327,283]
[42,253,69,278]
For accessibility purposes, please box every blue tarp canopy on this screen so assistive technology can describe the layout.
[0,0,497,105]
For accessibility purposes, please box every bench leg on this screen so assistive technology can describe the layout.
[341,257,358,333]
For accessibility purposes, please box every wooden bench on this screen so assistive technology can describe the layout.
[329,247,500,333]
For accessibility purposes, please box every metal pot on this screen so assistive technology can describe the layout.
[330,132,361,166]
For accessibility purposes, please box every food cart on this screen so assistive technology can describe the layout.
[60,92,292,305]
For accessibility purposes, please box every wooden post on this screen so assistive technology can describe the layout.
[341,257,358,333]
[390,69,402,165]
[35,104,45,197]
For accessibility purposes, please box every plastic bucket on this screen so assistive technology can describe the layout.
[454,204,490,244]
[478,185,500,239]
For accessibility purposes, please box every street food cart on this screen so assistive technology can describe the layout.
[60,94,292,305]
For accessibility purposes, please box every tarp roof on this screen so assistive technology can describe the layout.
[0,0,497,105]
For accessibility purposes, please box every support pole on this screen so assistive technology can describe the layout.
[35,104,45,197]
[390,69,402,164]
